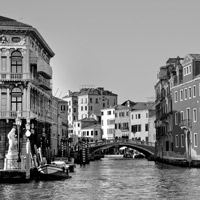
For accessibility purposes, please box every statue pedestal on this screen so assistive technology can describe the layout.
[4,151,19,170]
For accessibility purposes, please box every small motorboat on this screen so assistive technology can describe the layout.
[36,162,71,181]
[133,152,145,159]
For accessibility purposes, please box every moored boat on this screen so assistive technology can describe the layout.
[36,163,71,181]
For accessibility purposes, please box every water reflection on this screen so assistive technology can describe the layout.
[1,159,200,199]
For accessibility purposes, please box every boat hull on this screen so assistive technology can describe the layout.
[36,164,71,181]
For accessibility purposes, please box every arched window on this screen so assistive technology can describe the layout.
[11,51,22,73]
[11,87,22,111]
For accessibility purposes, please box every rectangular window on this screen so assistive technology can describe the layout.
[91,131,93,136]
[81,106,83,111]
[107,111,111,115]
[175,135,179,147]
[193,85,196,97]
[145,124,149,131]
[189,65,191,73]
[180,89,183,101]
[180,111,184,121]
[181,134,184,147]
[175,112,178,125]
[183,67,186,76]
[175,91,178,102]
[95,131,98,136]
[138,114,141,119]
[85,106,87,111]
[138,124,141,132]
[107,119,115,125]
[90,98,92,103]
[199,83,200,96]
[1,56,6,71]
[194,133,198,147]
[186,108,190,120]
[188,87,192,99]
[184,88,187,100]
[193,108,197,122]
[61,105,65,111]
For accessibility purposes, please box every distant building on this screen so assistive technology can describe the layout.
[130,102,155,142]
[114,104,130,139]
[51,97,68,156]
[62,90,79,137]
[51,97,59,156]
[72,117,101,143]
[101,106,115,139]
[81,124,102,142]
[78,87,118,122]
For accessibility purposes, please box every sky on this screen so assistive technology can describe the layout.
[1,0,200,103]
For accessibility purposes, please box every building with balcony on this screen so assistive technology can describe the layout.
[0,16,55,161]
[130,102,156,142]
[154,57,182,157]
[155,54,200,166]
[114,104,130,139]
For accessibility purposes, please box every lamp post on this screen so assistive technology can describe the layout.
[15,113,22,163]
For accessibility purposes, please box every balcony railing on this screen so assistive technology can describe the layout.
[0,73,31,80]
[0,110,52,124]
[38,75,52,90]
[0,73,52,91]
[179,119,192,129]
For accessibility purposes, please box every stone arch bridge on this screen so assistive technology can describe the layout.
[89,139,155,159]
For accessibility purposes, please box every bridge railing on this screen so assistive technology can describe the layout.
[89,139,155,148]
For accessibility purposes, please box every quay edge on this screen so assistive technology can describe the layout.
[155,157,200,168]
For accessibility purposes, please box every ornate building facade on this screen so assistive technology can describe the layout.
[0,16,55,161]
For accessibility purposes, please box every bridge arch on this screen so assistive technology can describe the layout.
[90,142,155,159]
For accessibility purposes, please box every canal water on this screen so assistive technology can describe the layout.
[0,158,200,200]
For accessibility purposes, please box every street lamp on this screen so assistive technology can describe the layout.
[15,113,22,163]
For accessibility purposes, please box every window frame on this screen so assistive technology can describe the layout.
[175,91,178,102]
[194,133,198,147]
[180,89,183,101]
[193,85,196,98]
[193,108,197,122]
[175,135,179,147]
[181,134,184,147]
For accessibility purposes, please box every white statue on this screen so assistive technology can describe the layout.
[7,127,18,153]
